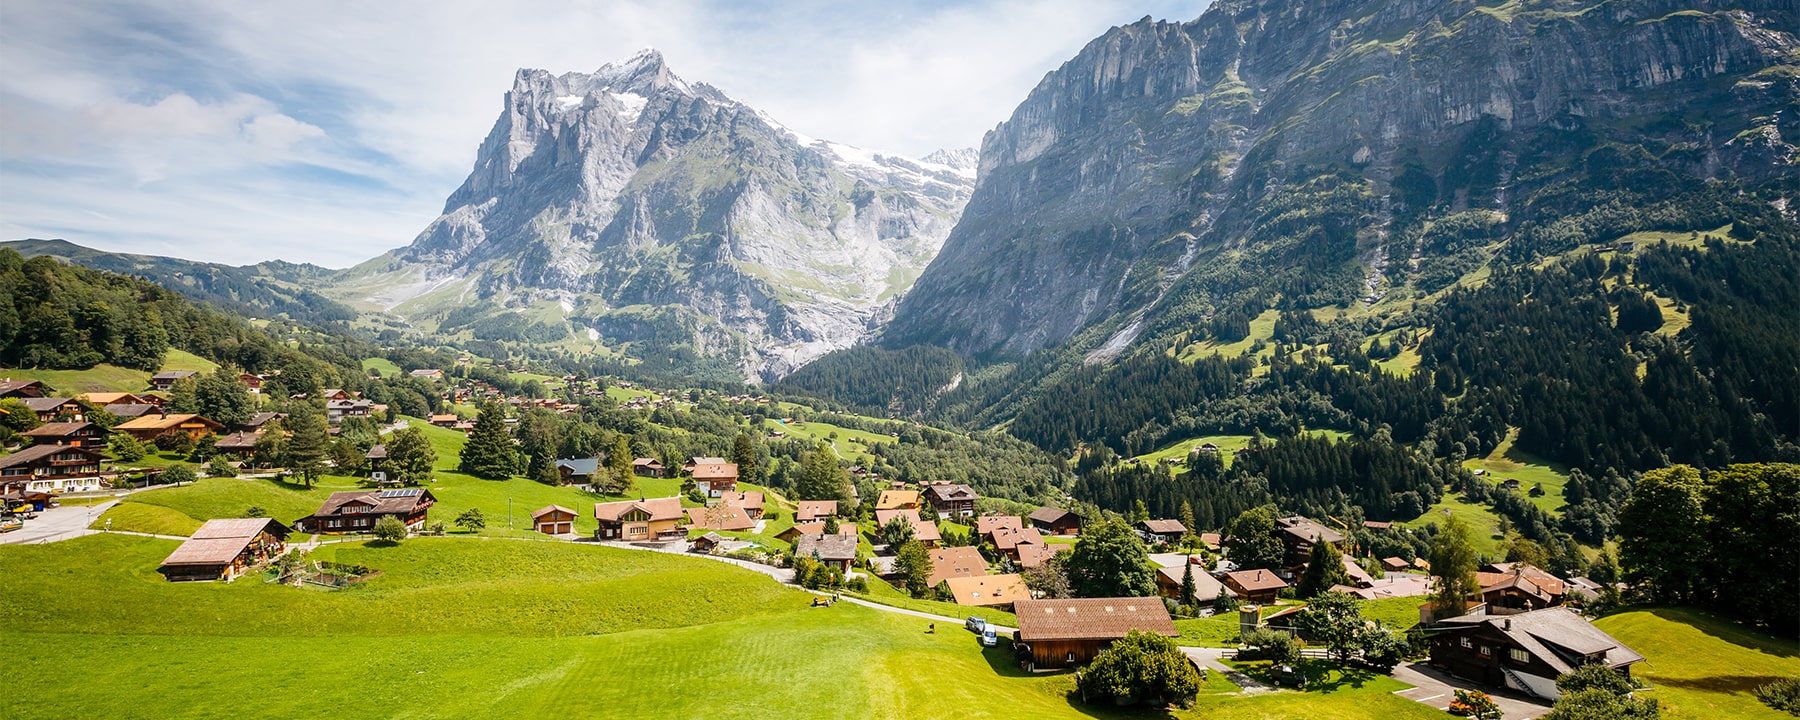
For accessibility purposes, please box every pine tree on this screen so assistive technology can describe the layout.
[193,369,255,428]
[1180,561,1197,608]
[459,403,518,479]
[732,432,762,485]
[605,434,635,495]
[1296,539,1352,597]
[284,408,328,488]
[526,431,560,485]
[796,441,849,502]
[895,541,934,598]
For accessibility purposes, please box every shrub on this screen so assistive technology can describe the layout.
[686,489,706,504]
[1239,628,1301,664]
[845,576,869,593]
[106,433,146,462]
[206,455,238,478]
[1076,630,1202,706]
[242,506,267,518]
[1450,689,1502,719]
[160,464,198,485]
[372,515,407,543]
[155,432,193,454]
[1556,663,1635,696]
[1754,677,1800,716]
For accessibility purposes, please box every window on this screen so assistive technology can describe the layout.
[1478,645,1491,658]
[1066,652,1076,663]
[1509,648,1530,664]
[328,519,342,528]
[1460,637,1472,649]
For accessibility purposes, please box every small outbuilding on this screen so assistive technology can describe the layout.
[532,505,577,535]
[158,518,291,582]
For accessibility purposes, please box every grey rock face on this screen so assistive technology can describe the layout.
[888,0,1799,358]
[392,49,972,380]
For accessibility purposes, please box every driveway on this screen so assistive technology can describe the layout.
[1180,647,1276,694]
[0,499,118,545]
[1392,662,1552,719]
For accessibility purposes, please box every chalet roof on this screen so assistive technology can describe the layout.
[151,370,197,381]
[1275,516,1345,545]
[685,504,755,532]
[160,518,290,567]
[1341,555,1376,587]
[365,444,387,460]
[79,392,146,405]
[688,456,729,466]
[308,488,435,517]
[213,432,261,450]
[1223,569,1289,593]
[945,573,1028,607]
[795,500,838,522]
[691,463,738,480]
[0,444,103,469]
[1016,542,1069,569]
[103,403,157,418]
[993,525,1045,551]
[531,504,576,519]
[1333,576,1434,600]
[911,518,941,543]
[428,414,459,423]
[243,412,286,427]
[1156,563,1230,600]
[1028,507,1075,525]
[874,508,921,527]
[0,379,47,396]
[631,457,663,468]
[719,491,764,511]
[408,368,443,377]
[923,483,977,502]
[20,422,102,438]
[22,397,77,412]
[556,458,600,477]
[1138,519,1187,535]
[593,496,683,522]
[1014,597,1177,642]
[1482,563,1567,595]
[874,490,919,510]
[975,515,1023,536]
[1199,532,1222,548]
[926,546,988,588]
[1440,607,1644,675]
[794,533,857,562]
[115,413,224,432]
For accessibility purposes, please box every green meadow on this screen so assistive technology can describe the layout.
[1595,607,1800,720]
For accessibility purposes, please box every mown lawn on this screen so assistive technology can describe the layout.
[1461,428,1571,515]
[1594,607,1800,720]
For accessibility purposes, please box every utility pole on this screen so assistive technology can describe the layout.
[508,497,513,530]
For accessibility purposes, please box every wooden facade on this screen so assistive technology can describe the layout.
[594,497,684,541]
[0,445,106,493]
[532,505,577,535]
[295,488,436,533]
[159,518,291,582]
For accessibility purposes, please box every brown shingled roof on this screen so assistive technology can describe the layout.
[593,496,683,522]
[1014,597,1177,642]
[160,518,290,567]
[794,533,857,562]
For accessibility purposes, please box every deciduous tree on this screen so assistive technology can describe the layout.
[1430,514,1481,619]
[1066,520,1157,598]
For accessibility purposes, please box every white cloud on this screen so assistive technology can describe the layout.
[0,0,1210,267]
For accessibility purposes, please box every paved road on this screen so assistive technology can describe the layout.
[1391,662,1551,719]
[0,499,118,545]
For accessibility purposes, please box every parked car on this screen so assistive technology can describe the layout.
[1272,664,1307,688]
[0,516,24,533]
[981,628,998,647]
[965,616,986,633]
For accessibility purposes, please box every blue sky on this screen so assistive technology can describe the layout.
[1,0,1209,267]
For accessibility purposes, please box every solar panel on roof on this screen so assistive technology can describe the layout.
[379,489,420,498]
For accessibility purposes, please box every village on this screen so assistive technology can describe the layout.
[0,371,1659,720]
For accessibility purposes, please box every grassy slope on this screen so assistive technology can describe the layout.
[1460,428,1571,514]
[3,534,1446,720]
[4,348,221,395]
[764,417,896,465]
[1401,494,1506,559]
[360,356,402,379]
[1595,607,1800,720]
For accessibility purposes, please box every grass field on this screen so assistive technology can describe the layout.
[360,356,402,378]
[1461,428,1571,514]
[1401,493,1506,559]
[1132,434,1254,470]
[1,533,1451,719]
[765,417,897,465]
[1595,607,1800,720]
[4,348,223,395]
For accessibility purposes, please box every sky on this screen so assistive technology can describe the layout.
[0,0,1209,268]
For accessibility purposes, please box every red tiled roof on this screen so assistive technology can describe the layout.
[1014,597,1177,641]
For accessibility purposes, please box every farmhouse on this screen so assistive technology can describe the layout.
[924,546,988,589]
[22,397,86,422]
[1028,507,1081,536]
[944,573,1029,609]
[992,525,1046,560]
[78,391,155,407]
[428,414,460,428]
[0,379,49,398]
[1429,606,1644,699]
[717,491,765,519]
[874,490,920,511]
[874,508,941,547]
[1015,543,1068,569]
[795,500,837,523]
[20,421,108,448]
[1477,563,1568,612]
[1333,575,1434,600]
[149,370,197,391]
[975,515,1023,540]
[158,518,291,582]
[240,411,286,432]
[1155,563,1231,604]
[114,413,224,442]
[1273,515,1346,566]
[793,533,858,574]
[631,457,666,478]
[325,399,373,424]
[1013,597,1178,670]
[922,482,978,518]
[555,457,600,484]
[685,503,756,532]
[238,373,264,393]
[1135,518,1186,545]
[0,444,106,493]
[102,403,158,419]
[1381,557,1413,572]
[212,432,262,459]
[593,497,684,541]
[295,488,436,533]
[1222,569,1289,604]
[690,462,739,497]
[532,505,577,535]
[408,368,444,379]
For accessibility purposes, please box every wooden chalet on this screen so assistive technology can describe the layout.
[78,391,156,407]
[975,514,1023,540]
[1222,569,1289,604]
[1012,597,1177,670]
[775,521,856,544]
[240,411,286,432]
[1430,607,1644,699]
[718,491,765,519]
[793,533,858,574]
[239,373,265,393]
[1381,556,1413,572]
[991,525,1046,561]
[149,370,197,391]
[294,488,436,533]
[0,379,48,398]
[1015,542,1068,569]
[1155,562,1231,604]
[408,368,445,380]
[1477,563,1568,612]
[685,503,756,532]
[428,414,460,428]
[20,421,108,448]
[1273,515,1346,566]
[874,490,920,511]
[0,444,106,493]
[102,402,158,419]
[925,546,989,589]
[213,431,262,459]
[113,412,224,442]
[325,399,373,424]
[1135,519,1187,545]
[532,505,577,535]
[556,457,600,484]
[593,497,684,541]
[22,397,86,423]
[690,461,739,497]
[631,457,666,478]
[158,518,290,582]
[922,482,978,518]
[874,508,941,548]
[795,500,838,523]
[1028,507,1081,536]
[944,573,1028,609]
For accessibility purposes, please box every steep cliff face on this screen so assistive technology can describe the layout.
[338,50,972,381]
[887,0,1800,358]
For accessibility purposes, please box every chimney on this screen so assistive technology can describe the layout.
[1504,618,1512,631]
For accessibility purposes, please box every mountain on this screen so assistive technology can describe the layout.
[328,49,973,382]
[885,0,1800,359]
[1,238,357,327]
